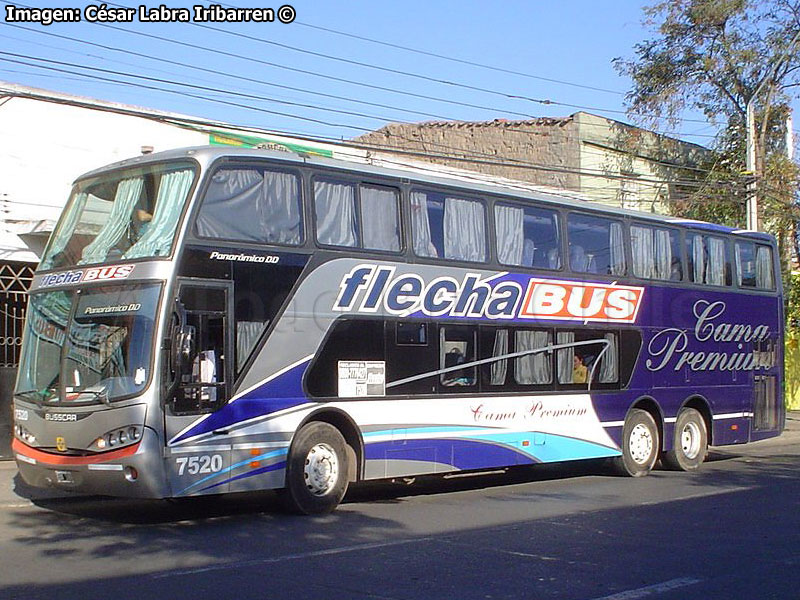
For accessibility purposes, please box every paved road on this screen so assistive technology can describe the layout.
[1,417,799,600]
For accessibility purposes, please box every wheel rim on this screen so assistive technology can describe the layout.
[629,423,654,464]
[304,443,339,496]
[680,421,702,460]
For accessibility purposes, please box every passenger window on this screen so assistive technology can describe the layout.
[411,190,486,262]
[687,233,732,286]
[313,181,401,251]
[556,330,618,387]
[631,224,682,281]
[482,328,509,386]
[314,181,358,247]
[495,203,561,269]
[567,214,626,276]
[196,168,302,245]
[735,241,757,288]
[755,245,775,290]
[360,185,401,252]
[440,326,477,387]
[736,242,775,290]
[514,330,553,385]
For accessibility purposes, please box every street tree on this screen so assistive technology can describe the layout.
[613,0,800,234]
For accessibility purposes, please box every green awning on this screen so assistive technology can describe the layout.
[209,131,333,158]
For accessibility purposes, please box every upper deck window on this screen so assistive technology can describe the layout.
[495,203,561,269]
[630,224,682,281]
[735,241,775,290]
[41,162,196,270]
[567,213,626,276]
[196,167,302,246]
[686,232,732,286]
[411,190,487,262]
[313,180,401,251]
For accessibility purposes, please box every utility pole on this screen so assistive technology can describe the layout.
[745,30,800,231]
[746,100,758,230]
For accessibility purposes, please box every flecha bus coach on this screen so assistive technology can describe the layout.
[12,146,783,514]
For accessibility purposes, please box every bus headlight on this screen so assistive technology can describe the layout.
[14,424,36,445]
[91,426,142,452]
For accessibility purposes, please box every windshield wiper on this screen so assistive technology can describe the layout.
[15,388,58,404]
[71,387,110,405]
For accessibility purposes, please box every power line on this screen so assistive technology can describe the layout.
[1,54,375,133]
[2,80,739,193]
[0,22,465,124]
[2,0,719,131]
[3,22,725,149]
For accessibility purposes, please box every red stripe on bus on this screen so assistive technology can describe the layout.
[12,438,140,466]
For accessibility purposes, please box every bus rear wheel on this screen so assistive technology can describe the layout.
[663,408,707,471]
[614,408,659,477]
[281,422,349,515]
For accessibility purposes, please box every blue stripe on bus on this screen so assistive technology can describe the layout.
[199,461,287,493]
[171,361,310,444]
[177,448,288,496]
[364,432,618,471]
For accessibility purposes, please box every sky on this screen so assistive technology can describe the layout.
[1,0,798,150]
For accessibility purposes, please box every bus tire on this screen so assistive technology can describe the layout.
[663,408,707,471]
[614,408,659,477]
[281,422,349,515]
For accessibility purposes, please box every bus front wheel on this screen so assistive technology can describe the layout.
[281,422,350,515]
[614,408,659,477]
[663,408,707,471]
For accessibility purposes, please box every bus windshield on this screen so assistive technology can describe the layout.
[15,283,161,405]
[40,162,196,270]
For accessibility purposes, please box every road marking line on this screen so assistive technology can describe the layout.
[150,537,432,579]
[588,577,703,600]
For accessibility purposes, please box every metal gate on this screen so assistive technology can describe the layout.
[0,261,34,459]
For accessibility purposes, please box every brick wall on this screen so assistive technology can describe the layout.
[356,118,582,190]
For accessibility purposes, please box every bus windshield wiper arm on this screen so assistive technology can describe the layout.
[15,388,57,404]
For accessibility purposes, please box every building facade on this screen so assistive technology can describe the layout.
[355,111,710,214]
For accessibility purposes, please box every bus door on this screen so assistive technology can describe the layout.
[163,279,234,496]
[750,333,784,441]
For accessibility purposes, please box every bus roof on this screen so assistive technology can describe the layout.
[75,145,776,244]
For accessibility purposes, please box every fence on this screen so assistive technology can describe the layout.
[0,261,34,459]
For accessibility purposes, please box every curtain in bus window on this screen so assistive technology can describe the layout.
[260,170,302,245]
[315,181,357,247]
[691,235,705,283]
[41,192,88,269]
[515,330,552,385]
[495,205,524,265]
[195,169,264,240]
[79,177,143,264]
[756,245,775,289]
[631,225,654,279]
[444,197,486,262]
[489,329,508,385]
[557,331,574,384]
[599,333,618,383]
[410,192,436,257]
[735,243,743,286]
[654,229,672,280]
[361,186,400,251]
[125,169,194,258]
[707,237,726,286]
[609,222,626,275]
[236,321,266,372]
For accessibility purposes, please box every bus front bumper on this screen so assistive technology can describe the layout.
[12,427,169,499]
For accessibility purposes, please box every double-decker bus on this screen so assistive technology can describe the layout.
[12,146,784,514]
